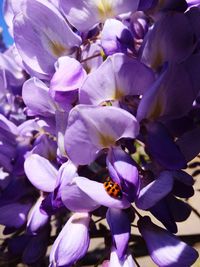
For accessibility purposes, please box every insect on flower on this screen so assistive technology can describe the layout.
[103,180,123,199]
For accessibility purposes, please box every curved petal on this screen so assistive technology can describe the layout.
[64,105,139,165]
[0,202,32,228]
[107,147,140,202]
[22,77,56,116]
[138,216,199,267]
[26,198,49,235]
[60,0,139,32]
[107,208,131,260]
[24,154,58,192]
[13,0,81,79]
[49,212,90,267]
[136,171,174,210]
[50,56,87,93]
[108,247,136,267]
[61,182,100,212]
[75,177,131,209]
[80,53,154,105]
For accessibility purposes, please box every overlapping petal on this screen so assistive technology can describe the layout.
[64,105,139,165]
[80,53,155,105]
[13,0,81,79]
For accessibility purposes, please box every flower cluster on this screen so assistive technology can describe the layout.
[0,0,200,266]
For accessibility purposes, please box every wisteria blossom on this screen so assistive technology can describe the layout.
[0,0,199,266]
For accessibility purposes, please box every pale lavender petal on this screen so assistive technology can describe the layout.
[3,0,26,36]
[80,53,154,105]
[55,110,69,157]
[61,181,100,212]
[136,171,174,210]
[75,177,130,209]
[107,147,140,202]
[13,0,81,79]
[24,154,58,192]
[22,77,56,117]
[101,19,134,55]
[49,212,90,267]
[60,0,139,32]
[50,56,87,93]
[64,105,139,165]
[109,247,135,267]
[138,216,199,267]
[26,198,49,235]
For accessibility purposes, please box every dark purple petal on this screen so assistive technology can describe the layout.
[13,0,81,79]
[145,122,187,170]
[167,196,191,222]
[149,198,177,233]
[176,126,200,162]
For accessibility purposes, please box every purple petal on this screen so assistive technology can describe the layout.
[75,177,131,209]
[50,56,87,94]
[176,126,200,162]
[60,0,139,32]
[167,196,191,222]
[138,216,199,267]
[64,105,139,165]
[136,171,174,210]
[150,198,177,233]
[26,198,49,235]
[101,19,134,55]
[24,154,58,192]
[80,53,154,105]
[137,55,200,121]
[22,77,56,117]
[23,225,50,265]
[107,147,140,202]
[61,182,100,212]
[0,202,32,228]
[108,247,136,267]
[49,212,90,267]
[107,208,131,260]
[145,122,187,170]
[13,0,81,79]
[141,12,194,69]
